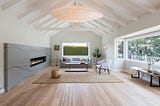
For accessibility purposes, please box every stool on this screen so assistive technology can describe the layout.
[51,68,61,78]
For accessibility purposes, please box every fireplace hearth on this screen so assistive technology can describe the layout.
[30,56,46,67]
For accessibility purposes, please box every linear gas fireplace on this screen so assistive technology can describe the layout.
[30,56,46,67]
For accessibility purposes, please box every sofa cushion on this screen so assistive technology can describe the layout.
[72,58,80,61]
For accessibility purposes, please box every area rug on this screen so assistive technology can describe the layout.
[33,69,123,84]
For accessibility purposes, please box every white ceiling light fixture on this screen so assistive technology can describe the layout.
[51,0,103,22]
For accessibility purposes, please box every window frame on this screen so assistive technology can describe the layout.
[126,32,160,62]
[115,38,125,60]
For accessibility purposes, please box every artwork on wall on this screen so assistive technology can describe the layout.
[54,45,60,51]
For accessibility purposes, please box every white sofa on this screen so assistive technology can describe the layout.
[60,57,92,68]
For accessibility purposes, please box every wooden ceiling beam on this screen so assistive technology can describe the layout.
[127,0,156,13]
[115,0,146,14]
[80,0,126,26]
[92,20,113,31]
[79,0,113,23]
[41,19,59,28]
[140,0,157,11]
[88,0,128,25]
[35,19,60,30]
[27,0,71,24]
[1,0,22,10]
[99,0,138,21]
[93,19,112,28]
[34,16,54,27]
[50,21,67,28]
[100,17,120,28]
[82,22,107,36]
[87,21,112,32]
[17,0,56,19]
[40,21,68,32]
[44,22,70,36]
[84,22,109,34]
[42,27,111,32]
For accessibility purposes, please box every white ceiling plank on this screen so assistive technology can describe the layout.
[33,16,54,27]
[93,19,112,28]
[1,0,23,10]
[127,0,156,13]
[92,20,113,31]
[42,27,111,32]
[44,22,70,36]
[34,18,58,30]
[79,0,114,23]
[41,19,59,28]
[50,21,66,28]
[82,22,108,36]
[0,0,10,5]
[84,22,109,33]
[80,0,126,26]
[99,0,138,21]
[84,0,127,24]
[88,21,105,28]
[140,0,157,10]
[86,22,109,34]
[27,0,71,24]
[100,17,121,28]
[116,0,146,14]
[17,0,56,19]
[87,21,112,32]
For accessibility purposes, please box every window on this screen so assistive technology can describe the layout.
[62,43,90,56]
[127,35,160,62]
[116,39,124,59]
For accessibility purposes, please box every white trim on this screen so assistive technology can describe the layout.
[126,59,148,64]
[126,31,160,41]
[0,88,5,94]
[115,38,125,60]
[118,25,160,39]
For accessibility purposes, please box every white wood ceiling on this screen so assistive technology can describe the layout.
[1,0,160,36]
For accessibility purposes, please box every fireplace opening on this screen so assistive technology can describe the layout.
[30,56,46,67]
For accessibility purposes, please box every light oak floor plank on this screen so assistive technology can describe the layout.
[0,67,160,106]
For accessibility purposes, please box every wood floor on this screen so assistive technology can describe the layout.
[0,67,160,106]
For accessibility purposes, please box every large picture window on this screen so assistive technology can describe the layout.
[128,35,160,62]
[62,43,89,56]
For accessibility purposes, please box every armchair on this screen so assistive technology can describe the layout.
[96,59,112,75]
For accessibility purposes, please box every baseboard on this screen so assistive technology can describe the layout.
[0,88,5,94]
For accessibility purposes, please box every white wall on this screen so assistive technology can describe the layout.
[102,32,125,71]
[50,31,102,65]
[0,9,50,92]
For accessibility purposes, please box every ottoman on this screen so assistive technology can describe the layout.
[51,67,61,78]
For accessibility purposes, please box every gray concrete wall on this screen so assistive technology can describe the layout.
[4,43,51,91]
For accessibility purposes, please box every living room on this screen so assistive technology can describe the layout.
[0,0,160,105]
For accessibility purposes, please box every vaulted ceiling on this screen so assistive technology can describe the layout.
[1,0,160,36]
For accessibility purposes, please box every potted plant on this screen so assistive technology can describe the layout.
[92,48,102,64]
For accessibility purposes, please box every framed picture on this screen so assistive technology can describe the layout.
[54,45,60,50]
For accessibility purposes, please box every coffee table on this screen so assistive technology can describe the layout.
[65,61,88,72]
